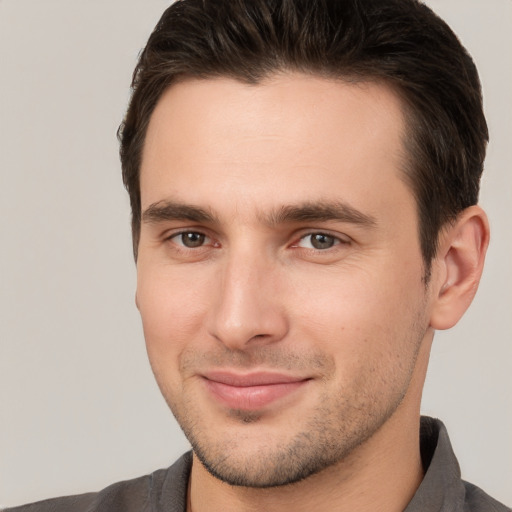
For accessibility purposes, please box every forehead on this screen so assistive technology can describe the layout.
[140,74,410,218]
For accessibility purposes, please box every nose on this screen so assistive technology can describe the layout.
[206,251,289,351]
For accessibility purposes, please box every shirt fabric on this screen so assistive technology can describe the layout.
[4,417,510,512]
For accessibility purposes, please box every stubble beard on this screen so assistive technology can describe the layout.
[158,352,422,489]
[186,393,401,488]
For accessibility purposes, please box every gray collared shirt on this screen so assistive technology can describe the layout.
[3,417,509,511]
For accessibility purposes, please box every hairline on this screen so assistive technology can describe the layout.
[130,69,437,278]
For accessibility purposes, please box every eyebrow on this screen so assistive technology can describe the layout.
[141,199,377,228]
[142,201,218,224]
[263,201,377,228]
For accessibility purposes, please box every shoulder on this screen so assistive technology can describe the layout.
[2,473,155,512]
[463,481,511,512]
[2,452,192,512]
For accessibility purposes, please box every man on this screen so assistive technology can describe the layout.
[4,0,509,510]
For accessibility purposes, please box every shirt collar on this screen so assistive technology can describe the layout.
[404,416,466,511]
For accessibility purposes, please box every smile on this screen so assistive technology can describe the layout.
[201,371,311,411]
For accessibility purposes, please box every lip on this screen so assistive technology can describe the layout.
[201,371,310,411]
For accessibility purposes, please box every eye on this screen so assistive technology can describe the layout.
[171,231,210,248]
[296,233,343,250]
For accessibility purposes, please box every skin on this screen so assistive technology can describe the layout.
[136,74,489,512]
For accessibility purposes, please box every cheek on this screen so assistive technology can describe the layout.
[290,262,426,370]
[136,265,211,369]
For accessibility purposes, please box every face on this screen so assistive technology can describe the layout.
[136,74,434,487]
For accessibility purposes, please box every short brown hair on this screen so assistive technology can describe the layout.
[118,0,488,277]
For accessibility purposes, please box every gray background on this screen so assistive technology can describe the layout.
[0,0,510,507]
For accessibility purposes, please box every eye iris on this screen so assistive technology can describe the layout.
[311,233,335,249]
[181,232,205,248]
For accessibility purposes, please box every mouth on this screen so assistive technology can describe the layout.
[201,371,311,411]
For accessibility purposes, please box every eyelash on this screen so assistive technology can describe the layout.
[293,232,349,250]
[165,230,350,252]
[167,230,216,249]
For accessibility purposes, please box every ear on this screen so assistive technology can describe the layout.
[429,205,490,330]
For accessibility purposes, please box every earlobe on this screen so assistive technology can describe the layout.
[430,206,490,330]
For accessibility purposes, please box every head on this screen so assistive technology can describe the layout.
[118,0,489,490]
